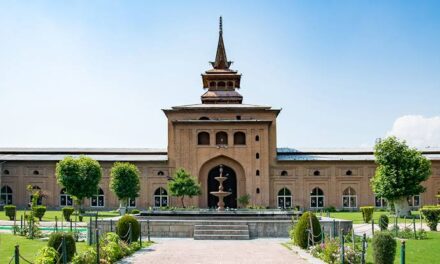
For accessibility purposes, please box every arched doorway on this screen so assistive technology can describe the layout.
[207,165,237,208]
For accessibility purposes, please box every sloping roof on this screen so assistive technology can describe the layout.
[276,147,440,161]
[167,103,276,110]
[0,148,168,162]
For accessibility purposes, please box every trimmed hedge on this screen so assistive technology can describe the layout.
[360,206,374,223]
[4,205,16,220]
[130,209,140,215]
[420,206,440,231]
[378,214,389,231]
[117,215,140,243]
[293,211,322,249]
[33,206,47,221]
[62,206,75,222]
[372,231,396,264]
[47,232,76,262]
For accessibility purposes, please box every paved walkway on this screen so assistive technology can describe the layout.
[119,238,310,264]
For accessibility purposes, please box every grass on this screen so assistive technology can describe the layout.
[0,233,88,263]
[0,210,120,222]
[366,231,440,264]
[328,211,421,224]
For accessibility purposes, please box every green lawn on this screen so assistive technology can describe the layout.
[328,211,421,224]
[0,233,88,263]
[0,210,120,222]
[366,231,440,264]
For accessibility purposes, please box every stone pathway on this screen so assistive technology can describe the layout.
[119,238,310,264]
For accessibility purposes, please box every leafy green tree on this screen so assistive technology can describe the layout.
[110,162,140,214]
[371,136,431,216]
[56,156,102,212]
[168,168,201,208]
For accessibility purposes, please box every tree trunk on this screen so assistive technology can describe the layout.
[78,199,84,221]
[181,196,185,208]
[394,197,411,217]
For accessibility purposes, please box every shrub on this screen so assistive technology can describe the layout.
[62,207,75,222]
[47,232,76,262]
[420,206,440,231]
[378,214,389,231]
[34,206,47,221]
[102,241,124,262]
[71,248,96,264]
[372,232,396,264]
[360,206,374,223]
[322,239,339,264]
[323,206,336,212]
[130,209,140,214]
[238,194,251,208]
[4,205,16,220]
[117,215,140,243]
[293,211,322,249]
[35,246,59,264]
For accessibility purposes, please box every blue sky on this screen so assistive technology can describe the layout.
[1,1,439,148]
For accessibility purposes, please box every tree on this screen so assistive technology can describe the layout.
[168,168,201,208]
[56,156,102,213]
[371,136,431,216]
[110,162,140,214]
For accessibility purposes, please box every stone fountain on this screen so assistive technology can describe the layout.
[210,165,232,211]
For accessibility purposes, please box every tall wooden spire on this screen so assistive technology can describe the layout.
[201,17,243,104]
[210,17,232,70]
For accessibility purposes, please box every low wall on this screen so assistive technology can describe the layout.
[95,216,352,238]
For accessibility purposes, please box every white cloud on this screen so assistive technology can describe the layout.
[387,115,440,148]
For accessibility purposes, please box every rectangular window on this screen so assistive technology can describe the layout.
[128,198,136,208]
[91,195,104,207]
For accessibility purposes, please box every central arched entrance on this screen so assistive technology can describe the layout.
[207,165,237,208]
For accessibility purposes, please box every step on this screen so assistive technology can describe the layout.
[194,229,249,235]
[194,224,248,230]
[194,234,250,240]
[193,223,250,240]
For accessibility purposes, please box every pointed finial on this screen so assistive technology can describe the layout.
[219,16,223,34]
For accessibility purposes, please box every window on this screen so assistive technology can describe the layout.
[342,187,357,208]
[128,198,136,208]
[29,186,43,205]
[345,170,353,176]
[154,187,168,207]
[277,188,292,209]
[256,153,260,159]
[281,170,288,176]
[233,132,246,145]
[407,195,420,208]
[199,116,210,120]
[198,132,210,145]
[33,170,39,175]
[91,188,105,207]
[216,131,228,145]
[310,187,324,208]
[218,81,226,87]
[60,188,73,207]
[256,188,260,194]
[3,170,9,175]
[209,81,216,88]
[157,171,164,176]
[375,196,388,208]
[236,115,241,120]
[255,135,260,141]
[227,81,234,87]
[313,170,320,176]
[1,186,13,205]
[256,170,260,176]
